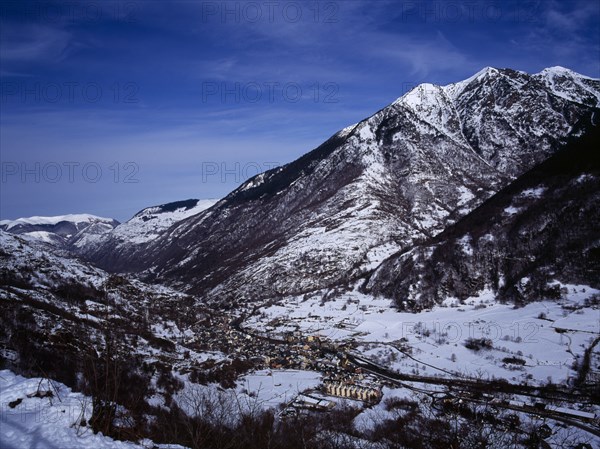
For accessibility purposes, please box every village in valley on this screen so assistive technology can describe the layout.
[148,286,600,434]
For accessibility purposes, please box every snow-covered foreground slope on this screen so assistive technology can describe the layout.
[0,230,228,415]
[0,370,187,449]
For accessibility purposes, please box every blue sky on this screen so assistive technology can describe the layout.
[1,0,598,221]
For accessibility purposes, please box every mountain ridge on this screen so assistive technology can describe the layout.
[76,66,598,305]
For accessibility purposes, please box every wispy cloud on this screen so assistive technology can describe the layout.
[0,24,72,64]
[360,30,476,79]
[544,0,599,33]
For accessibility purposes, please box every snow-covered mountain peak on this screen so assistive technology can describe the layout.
[535,66,600,107]
[394,83,443,109]
[0,214,120,248]
[458,65,498,81]
[390,82,467,143]
[539,65,583,78]
[434,66,600,107]
[0,213,116,232]
[442,66,497,99]
[442,66,534,101]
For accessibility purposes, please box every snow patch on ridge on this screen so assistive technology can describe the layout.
[1,214,115,231]
[110,199,218,245]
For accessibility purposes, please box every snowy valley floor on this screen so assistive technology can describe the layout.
[244,284,600,387]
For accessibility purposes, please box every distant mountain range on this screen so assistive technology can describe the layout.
[0,214,120,247]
